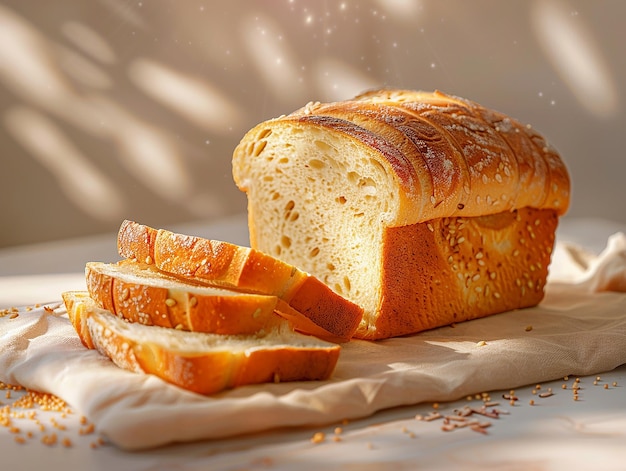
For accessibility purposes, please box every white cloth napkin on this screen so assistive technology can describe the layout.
[1,234,625,450]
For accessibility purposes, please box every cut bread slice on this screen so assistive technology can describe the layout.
[85,261,285,335]
[117,220,363,342]
[61,291,341,395]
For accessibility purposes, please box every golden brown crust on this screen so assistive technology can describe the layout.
[85,261,284,335]
[62,291,95,349]
[356,207,557,339]
[62,291,341,395]
[117,221,363,341]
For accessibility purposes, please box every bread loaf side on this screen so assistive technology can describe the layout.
[232,90,570,339]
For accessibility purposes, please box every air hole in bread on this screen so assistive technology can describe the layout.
[309,247,320,258]
[257,128,272,139]
[314,140,334,152]
[252,140,267,157]
[283,201,297,222]
[308,159,325,169]
[343,276,351,292]
[281,235,292,248]
[278,157,289,164]
[336,196,347,204]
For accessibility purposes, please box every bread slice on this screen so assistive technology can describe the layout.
[117,220,363,342]
[85,261,285,335]
[231,89,571,339]
[61,291,341,395]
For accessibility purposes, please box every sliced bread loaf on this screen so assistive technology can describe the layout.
[62,291,341,395]
[117,220,363,342]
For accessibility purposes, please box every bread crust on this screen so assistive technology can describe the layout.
[62,292,341,395]
[361,207,557,339]
[117,221,363,342]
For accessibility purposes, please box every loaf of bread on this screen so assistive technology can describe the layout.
[117,220,363,342]
[232,89,571,339]
[62,291,340,395]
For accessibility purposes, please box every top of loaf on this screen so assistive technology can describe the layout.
[234,89,570,226]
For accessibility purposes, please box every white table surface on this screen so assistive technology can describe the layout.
[1,214,626,471]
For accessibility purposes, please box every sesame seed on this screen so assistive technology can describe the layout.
[165,298,177,307]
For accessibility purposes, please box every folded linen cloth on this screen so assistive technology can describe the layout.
[1,234,625,450]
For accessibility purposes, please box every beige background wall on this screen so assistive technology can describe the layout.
[1,0,624,248]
